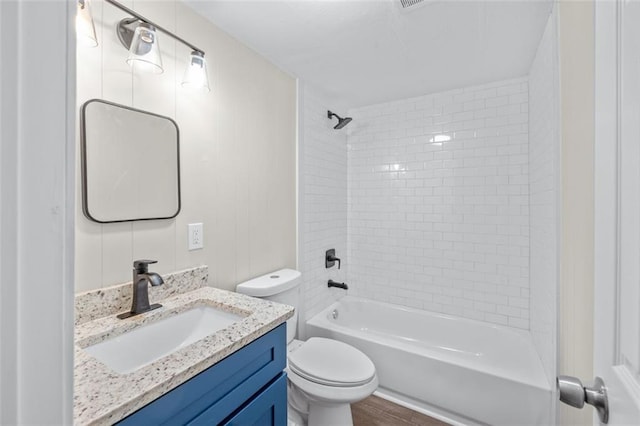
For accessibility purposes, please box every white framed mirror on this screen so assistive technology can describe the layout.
[80,99,181,223]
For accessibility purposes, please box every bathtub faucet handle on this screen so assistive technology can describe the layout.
[325,249,341,269]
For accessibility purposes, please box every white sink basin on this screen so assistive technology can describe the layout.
[84,306,243,374]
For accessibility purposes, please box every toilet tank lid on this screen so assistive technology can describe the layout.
[236,269,301,297]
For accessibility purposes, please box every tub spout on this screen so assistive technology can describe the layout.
[328,280,348,290]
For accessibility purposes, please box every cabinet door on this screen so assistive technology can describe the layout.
[218,373,287,426]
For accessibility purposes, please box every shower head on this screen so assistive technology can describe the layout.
[327,110,352,130]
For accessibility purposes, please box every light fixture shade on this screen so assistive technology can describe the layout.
[76,0,98,47]
[126,23,163,74]
[181,51,210,92]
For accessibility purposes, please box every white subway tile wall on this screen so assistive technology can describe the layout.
[299,85,349,329]
[529,13,559,385]
[347,77,531,329]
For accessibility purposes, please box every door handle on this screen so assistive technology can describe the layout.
[557,375,609,423]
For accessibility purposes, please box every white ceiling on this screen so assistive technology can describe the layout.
[186,0,553,108]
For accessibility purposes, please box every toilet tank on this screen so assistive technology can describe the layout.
[236,269,301,343]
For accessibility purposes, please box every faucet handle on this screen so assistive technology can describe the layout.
[134,259,158,273]
[325,249,341,269]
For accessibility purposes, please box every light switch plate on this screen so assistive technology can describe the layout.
[188,223,204,250]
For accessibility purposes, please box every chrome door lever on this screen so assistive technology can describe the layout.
[557,375,609,423]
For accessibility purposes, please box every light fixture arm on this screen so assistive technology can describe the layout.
[105,0,204,56]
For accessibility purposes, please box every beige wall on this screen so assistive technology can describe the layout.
[76,0,297,292]
[558,1,595,424]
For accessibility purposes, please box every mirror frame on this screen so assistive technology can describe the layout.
[80,99,182,223]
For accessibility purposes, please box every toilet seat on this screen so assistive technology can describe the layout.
[288,337,376,387]
[286,365,379,406]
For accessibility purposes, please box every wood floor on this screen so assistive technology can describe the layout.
[352,395,450,426]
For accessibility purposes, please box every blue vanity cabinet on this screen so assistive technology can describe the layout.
[116,323,287,426]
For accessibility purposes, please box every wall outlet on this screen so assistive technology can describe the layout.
[188,223,204,250]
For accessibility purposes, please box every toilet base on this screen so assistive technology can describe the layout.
[308,401,353,426]
[287,404,306,426]
[287,376,368,426]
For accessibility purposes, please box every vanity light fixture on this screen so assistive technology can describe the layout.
[76,0,211,91]
[76,0,97,47]
[181,51,210,92]
[120,20,164,74]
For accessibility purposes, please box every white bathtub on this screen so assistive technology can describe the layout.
[306,296,553,426]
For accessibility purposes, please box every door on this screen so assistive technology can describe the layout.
[594,0,640,424]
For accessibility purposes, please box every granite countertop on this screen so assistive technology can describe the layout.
[73,267,294,425]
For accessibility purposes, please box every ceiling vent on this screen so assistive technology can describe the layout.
[399,0,426,9]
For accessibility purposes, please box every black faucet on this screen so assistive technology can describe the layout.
[328,279,348,290]
[117,260,164,319]
[325,249,341,269]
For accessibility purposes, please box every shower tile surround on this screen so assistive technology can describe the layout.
[297,16,559,385]
[297,84,349,333]
[347,78,531,328]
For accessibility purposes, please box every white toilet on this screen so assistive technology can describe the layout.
[236,269,378,426]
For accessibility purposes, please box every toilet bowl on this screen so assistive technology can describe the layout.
[236,269,378,426]
[286,338,378,425]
